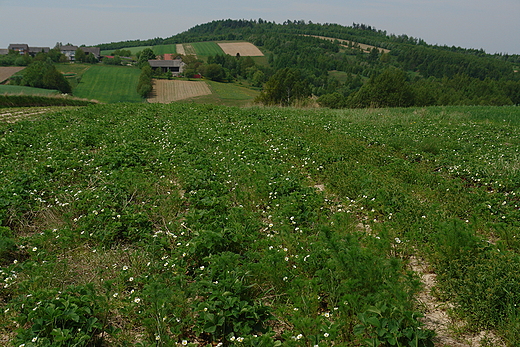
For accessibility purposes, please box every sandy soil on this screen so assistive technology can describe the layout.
[217,42,264,56]
[0,67,25,83]
[176,44,186,56]
[410,256,506,346]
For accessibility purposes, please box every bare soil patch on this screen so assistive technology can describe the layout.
[410,256,505,347]
[217,42,264,56]
[0,67,25,83]
[147,79,212,103]
[176,44,186,56]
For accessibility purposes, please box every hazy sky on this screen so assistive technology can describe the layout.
[1,0,519,54]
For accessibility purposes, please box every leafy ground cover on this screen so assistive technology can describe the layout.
[73,65,143,103]
[0,104,519,346]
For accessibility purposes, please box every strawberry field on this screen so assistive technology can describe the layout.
[1,104,520,346]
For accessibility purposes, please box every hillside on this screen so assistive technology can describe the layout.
[2,104,520,346]
[96,19,520,107]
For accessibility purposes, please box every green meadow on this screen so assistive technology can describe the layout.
[1,104,520,346]
[73,65,143,103]
[153,44,178,55]
[191,41,225,58]
[182,80,260,106]
[0,85,59,96]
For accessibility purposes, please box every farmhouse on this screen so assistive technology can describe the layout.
[148,59,185,75]
[60,45,101,61]
[8,44,29,54]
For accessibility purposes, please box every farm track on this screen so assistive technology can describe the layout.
[147,79,212,103]
[176,44,186,56]
[410,257,505,347]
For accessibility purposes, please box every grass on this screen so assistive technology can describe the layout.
[152,44,178,55]
[73,65,143,103]
[181,80,260,106]
[0,85,59,96]
[329,70,351,83]
[191,41,224,57]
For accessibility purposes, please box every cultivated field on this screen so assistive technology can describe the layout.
[190,42,224,57]
[306,35,391,53]
[0,67,25,83]
[147,79,212,103]
[176,44,186,55]
[153,44,177,55]
[218,42,264,56]
[73,65,142,103]
[1,104,518,346]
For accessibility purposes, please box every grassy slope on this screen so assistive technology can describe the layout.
[190,41,224,57]
[152,44,178,55]
[1,104,520,346]
[182,80,260,106]
[0,85,59,96]
[73,65,143,103]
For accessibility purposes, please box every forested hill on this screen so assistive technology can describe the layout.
[98,19,520,107]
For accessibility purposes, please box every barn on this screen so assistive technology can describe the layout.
[148,59,185,75]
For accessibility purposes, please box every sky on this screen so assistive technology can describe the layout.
[1,0,519,54]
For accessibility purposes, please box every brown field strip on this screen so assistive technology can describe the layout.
[183,44,197,56]
[218,42,264,56]
[176,44,186,56]
[0,67,25,83]
[147,79,212,103]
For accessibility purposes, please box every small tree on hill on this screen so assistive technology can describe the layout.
[137,48,156,68]
[20,61,71,93]
[255,68,311,106]
[348,68,414,108]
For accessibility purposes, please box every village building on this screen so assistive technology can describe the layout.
[60,45,78,60]
[148,59,185,75]
[8,44,29,54]
[29,47,50,55]
[58,45,101,61]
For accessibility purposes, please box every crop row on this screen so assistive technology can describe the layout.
[0,104,519,346]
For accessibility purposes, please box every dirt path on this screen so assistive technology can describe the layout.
[410,256,505,346]
[176,44,186,56]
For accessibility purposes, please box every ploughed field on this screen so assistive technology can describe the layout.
[0,67,25,84]
[1,104,519,346]
[147,80,212,103]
